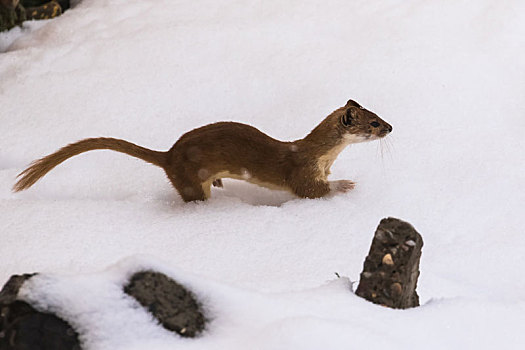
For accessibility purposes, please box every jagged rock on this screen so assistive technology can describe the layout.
[124,271,206,337]
[355,217,423,309]
[0,274,80,350]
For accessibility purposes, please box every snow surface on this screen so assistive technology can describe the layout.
[1,0,525,349]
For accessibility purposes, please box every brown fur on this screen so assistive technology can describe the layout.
[13,100,392,202]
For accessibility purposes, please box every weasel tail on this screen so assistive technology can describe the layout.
[13,137,168,192]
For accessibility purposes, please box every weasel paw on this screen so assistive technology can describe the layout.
[330,180,356,193]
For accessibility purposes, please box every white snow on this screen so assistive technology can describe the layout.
[1,0,525,349]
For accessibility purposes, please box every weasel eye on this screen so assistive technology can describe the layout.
[370,121,380,128]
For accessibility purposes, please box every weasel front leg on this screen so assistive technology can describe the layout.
[292,179,355,198]
[292,180,330,199]
[329,180,356,193]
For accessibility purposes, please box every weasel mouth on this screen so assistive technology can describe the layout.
[378,126,392,137]
[343,134,371,143]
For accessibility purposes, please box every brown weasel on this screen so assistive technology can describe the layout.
[13,99,392,202]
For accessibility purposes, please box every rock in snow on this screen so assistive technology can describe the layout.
[0,269,207,349]
[0,274,80,350]
[124,271,206,337]
[0,218,421,349]
[356,218,423,309]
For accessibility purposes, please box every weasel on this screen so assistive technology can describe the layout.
[13,99,392,202]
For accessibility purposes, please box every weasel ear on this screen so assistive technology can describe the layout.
[341,108,355,127]
[346,99,361,108]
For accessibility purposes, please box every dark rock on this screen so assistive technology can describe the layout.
[24,1,62,21]
[21,0,68,10]
[0,274,81,350]
[0,274,35,305]
[355,217,423,309]
[0,1,26,32]
[124,271,206,337]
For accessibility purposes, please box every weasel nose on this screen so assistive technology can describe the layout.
[380,125,392,135]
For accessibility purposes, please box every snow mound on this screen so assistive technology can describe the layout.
[17,257,525,350]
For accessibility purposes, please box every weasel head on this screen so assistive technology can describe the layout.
[339,99,392,143]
